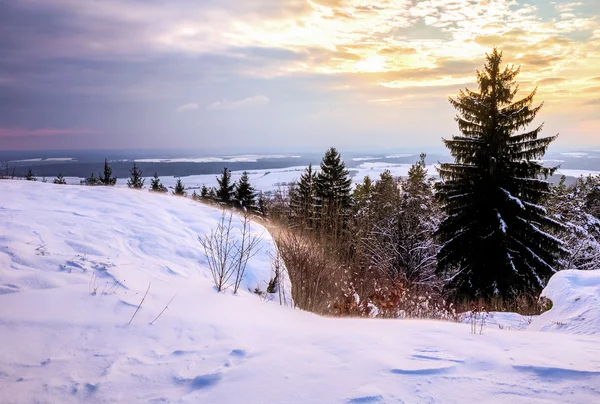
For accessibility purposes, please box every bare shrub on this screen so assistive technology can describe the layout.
[199,209,262,293]
[233,209,262,294]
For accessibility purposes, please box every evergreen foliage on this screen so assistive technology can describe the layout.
[257,191,268,216]
[85,172,99,186]
[436,48,566,298]
[201,184,209,199]
[25,168,36,181]
[127,162,145,189]
[150,172,167,193]
[216,167,234,203]
[234,171,256,209]
[315,147,352,214]
[290,163,318,226]
[547,175,600,270]
[173,177,186,196]
[99,159,117,186]
[53,173,67,185]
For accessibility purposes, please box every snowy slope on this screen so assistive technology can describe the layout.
[1,180,600,403]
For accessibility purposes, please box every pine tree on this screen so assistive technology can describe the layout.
[315,147,352,213]
[127,162,144,189]
[201,184,209,199]
[290,163,318,226]
[234,171,256,209]
[25,168,37,181]
[150,172,167,192]
[257,191,268,216]
[216,167,234,203]
[173,177,186,196]
[85,172,99,186]
[99,159,117,186]
[53,173,67,185]
[436,48,566,298]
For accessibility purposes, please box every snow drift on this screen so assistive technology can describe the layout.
[529,269,600,335]
[1,180,600,403]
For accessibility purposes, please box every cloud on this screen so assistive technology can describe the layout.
[0,128,101,138]
[206,95,270,111]
[176,103,199,112]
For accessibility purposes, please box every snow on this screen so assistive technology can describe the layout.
[560,152,589,158]
[530,270,600,335]
[134,155,301,164]
[60,163,438,193]
[556,168,600,178]
[1,180,600,403]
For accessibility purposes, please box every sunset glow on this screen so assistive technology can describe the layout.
[0,0,598,150]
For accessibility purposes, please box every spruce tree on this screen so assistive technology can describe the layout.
[216,167,234,203]
[173,177,186,196]
[201,184,209,199]
[85,172,99,186]
[234,171,256,209]
[99,159,117,186]
[315,147,352,213]
[53,173,67,185]
[436,48,566,298]
[290,163,318,225]
[150,172,167,192]
[25,168,37,181]
[127,162,144,189]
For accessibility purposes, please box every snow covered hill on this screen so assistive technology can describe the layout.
[1,180,600,403]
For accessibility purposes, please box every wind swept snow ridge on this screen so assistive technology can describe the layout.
[530,270,600,335]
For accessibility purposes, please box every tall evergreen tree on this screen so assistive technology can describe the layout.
[315,147,352,213]
[99,159,117,186]
[290,163,318,225]
[127,162,145,189]
[234,171,256,209]
[53,173,67,185]
[216,167,234,203]
[436,48,566,298]
[150,172,167,192]
[173,177,186,196]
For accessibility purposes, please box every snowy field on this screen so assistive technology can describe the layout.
[54,162,600,194]
[1,180,600,403]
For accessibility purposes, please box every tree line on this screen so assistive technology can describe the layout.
[12,48,600,317]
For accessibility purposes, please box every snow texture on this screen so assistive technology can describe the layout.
[1,180,600,403]
[530,269,600,335]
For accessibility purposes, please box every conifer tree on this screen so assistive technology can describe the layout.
[85,172,99,186]
[290,163,318,225]
[353,176,373,211]
[25,168,37,181]
[234,171,256,209]
[201,184,209,199]
[150,172,167,192]
[53,173,67,185]
[315,147,352,213]
[257,191,268,216]
[173,177,186,196]
[99,159,117,186]
[436,48,566,298]
[127,162,145,189]
[216,167,234,203]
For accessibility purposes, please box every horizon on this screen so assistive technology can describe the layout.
[1,1,599,152]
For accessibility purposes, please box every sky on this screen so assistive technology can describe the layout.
[0,0,599,152]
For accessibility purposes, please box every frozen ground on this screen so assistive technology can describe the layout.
[1,180,600,403]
